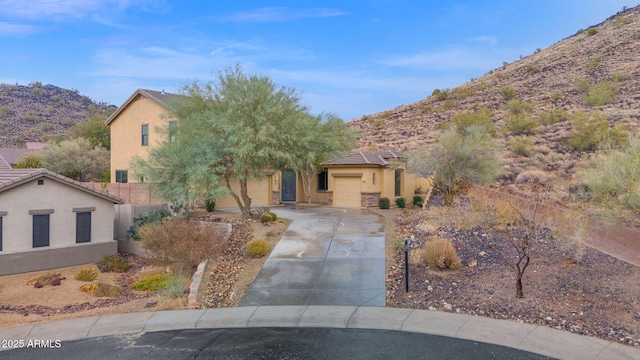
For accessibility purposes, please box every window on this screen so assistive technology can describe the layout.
[395,169,402,197]
[169,121,177,143]
[141,124,149,146]
[317,170,328,191]
[115,170,128,183]
[33,214,50,248]
[76,212,91,243]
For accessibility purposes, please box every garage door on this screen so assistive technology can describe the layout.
[334,177,361,207]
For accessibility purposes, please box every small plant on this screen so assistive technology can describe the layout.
[550,91,565,103]
[585,56,602,70]
[412,195,424,208]
[568,112,627,151]
[205,198,215,212]
[539,107,567,125]
[393,236,405,253]
[74,268,98,281]
[524,64,540,74]
[613,72,632,82]
[378,197,390,209]
[432,88,450,101]
[127,208,172,240]
[269,212,277,221]
[93,283,123,297]
[586,27,598,36]
[505,100,535,115]
[500,87,516,101]
[96,255,130,273]
[163,268,192,298]
[574,78,591,93]
[423,237,462,271]
[246,239,270,257]
[615,16,633,27]
[265,229,278,238]
[450,108,495,136]
[260,213,274,223]
[583,81,618,107]
[395,197,406,208]
[505,115,539,135]
[510,136,534,157]
[133,273,170,291]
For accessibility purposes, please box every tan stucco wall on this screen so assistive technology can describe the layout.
[110,94,172,183]
[295,172,329,203]
[215,175,273,208]
[0,178,116,253]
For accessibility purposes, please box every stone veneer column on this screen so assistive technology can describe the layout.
[272,190,281,205]
[361,192,381,207]
[326,191,333,205]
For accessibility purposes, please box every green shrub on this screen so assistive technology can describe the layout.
[505,115,539,135]
[568,112,627,151]
[205,198,215,212]
[613,72,632,82]
[378,197,390,209]
[450,108,495,136]
[138,217,229,267]
[395,197,406,208]
[127,208,172,240]
[260,213,273,223]
[412,195,424,208]
[615,16,633,27]
[550,91,565,102]
[500,87,516,101]
[96,255,130,273]
[524,64,540,74]
[583,81,618,107]
[432,88,450,101]
[586,27,598,36]
[539,107,567,125]
[505,100,535,115]
[132,273,170,291]
[245,239,270,257]
[510,136,534,157]
[393,237,405,253]
[423,237,462,271]
[269,212,277,221]
[74,268,98,281]
[574,78,591,93]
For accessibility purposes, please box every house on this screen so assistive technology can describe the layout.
[0,148,36,168]
[0,168,123,275]
[105,88,277,208]
[316,150,422,207]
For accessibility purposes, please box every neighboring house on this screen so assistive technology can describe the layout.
[0,168,123,276]
[106,88,277,208]
[0,148,36,168]
[317,150,421,207]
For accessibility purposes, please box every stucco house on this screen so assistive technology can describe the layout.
[0,168,123,275]
[105,89,277,208]
[0,148,36,169]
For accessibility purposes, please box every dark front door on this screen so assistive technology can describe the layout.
[282,170,296,202]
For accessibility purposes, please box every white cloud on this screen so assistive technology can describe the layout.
[0,0,157,20]
[222,7,347,23]
[0,21,38,36]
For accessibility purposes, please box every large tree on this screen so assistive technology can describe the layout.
[134,66,323,217]
[37,138,109,181]
[292,112,356,203]
[68,112,111,150]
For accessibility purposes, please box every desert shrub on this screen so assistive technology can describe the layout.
[613,72,632,82]
[205,198,215,212]
[524,64,540,74]
[500,87,516,101]
[395,197,406,208]
[133,273,170,292]
[269,212,277,220]
[449,108,495,136]
[138,217,229,267]
[378,197,390,209]
[127,208,172,240]
[615,16,633,27]
[432,88,450,101]
[586,56,602,70]
[505,100,535,115]
[0,106,9,118]
[245,239,270,257]
[505,115,539,135]
[412,195,424,208]
[586,27,598,36]
[74,268,98,281]
[393,236,405,253]
[423,237,462,270]
[574,78,591,93]
[260,213,273,223]
[163,268,191,298]
[96,255,130,273]
[568,112,627,151]
[380,110,393,118]
[584,136,640,212]
[509,136,534,157]
[515,170,552,186]
[451,86,476,100]
[583,81,618,107]
[15,153,41,168]
[550,91,565,102]
[24,110,39,123]
[93,283,122,297]
[539,107,567,125]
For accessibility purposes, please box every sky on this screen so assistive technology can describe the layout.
[0,1,636,120]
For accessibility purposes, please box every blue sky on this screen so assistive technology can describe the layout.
[0,1,635,120]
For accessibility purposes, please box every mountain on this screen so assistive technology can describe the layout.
[0,83,116,148]
[348,6,640,197]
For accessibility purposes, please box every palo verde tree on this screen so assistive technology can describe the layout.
[36,138,109,181]
[291,112,356,203]
[408,123,501,205]
[68,112,112,150]
[133,66,318,218]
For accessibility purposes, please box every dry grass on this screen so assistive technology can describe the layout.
[423,237,462,270]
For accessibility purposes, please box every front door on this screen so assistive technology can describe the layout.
[282,170,296,202]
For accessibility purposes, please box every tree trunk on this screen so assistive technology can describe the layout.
[516,276,524,298]
[240,178,252,218]
[224,175,249,218]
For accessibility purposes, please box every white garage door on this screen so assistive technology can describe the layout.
[334,177,361,207]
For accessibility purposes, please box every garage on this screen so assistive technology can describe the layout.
[333,176,361,207]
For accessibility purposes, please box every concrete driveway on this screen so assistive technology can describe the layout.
[240,206,386,307]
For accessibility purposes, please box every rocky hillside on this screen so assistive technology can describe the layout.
[0,83,115,147]
[348,6,640,197]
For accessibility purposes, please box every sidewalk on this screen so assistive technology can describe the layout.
[1,306,638,359]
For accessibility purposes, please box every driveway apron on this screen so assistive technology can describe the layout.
[240,207,386,306]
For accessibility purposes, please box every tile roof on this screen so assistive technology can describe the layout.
[105,88,184,125]
[0,148,36,166]
[321,150,406,166]
[0,168,124,204]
